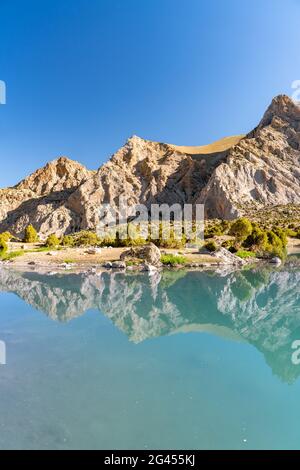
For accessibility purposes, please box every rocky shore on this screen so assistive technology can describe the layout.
[0,242,265,275]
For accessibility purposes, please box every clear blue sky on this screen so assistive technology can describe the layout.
[0,0,300,187]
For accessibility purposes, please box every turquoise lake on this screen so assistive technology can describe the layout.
[0,264,300,450]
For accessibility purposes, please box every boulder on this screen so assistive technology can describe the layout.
[120,243,161,266]
[111,261,126,269]
[103,261,112,269]
[270,257,282,265]
[85,247,102,255]
[211,247,246,266]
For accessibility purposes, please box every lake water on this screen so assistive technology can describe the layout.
[0,264,300,449]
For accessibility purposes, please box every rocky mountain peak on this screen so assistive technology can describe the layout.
[258,94,300,129]
[1,94,300,236]
[14,156,93,196]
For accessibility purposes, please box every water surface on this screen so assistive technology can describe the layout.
[0,265,300,449]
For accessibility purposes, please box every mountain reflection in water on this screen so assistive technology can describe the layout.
[0,265,300,384]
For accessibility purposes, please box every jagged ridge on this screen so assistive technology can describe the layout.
[0,95,299,237]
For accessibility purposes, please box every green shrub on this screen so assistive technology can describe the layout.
[243,227,268,250]
[285,228,297,237]
[73,231,100,247]
[0,250,24,261]
[116,225,147,247]
[151,224,187,249]
[236,250,256,259]
[24,225,38,243]
[0,231,12,242]
[61,235,75,247]
[273,227,288,246]
[0,235,8,254]
[204,240,217,252]
[265,230,286,259]
[45,234,60,248]
[205,225,223,237]
[221,240,234,249]
[161,254,187,266]
[230,218,252,240]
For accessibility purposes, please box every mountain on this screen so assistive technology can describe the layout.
[199,95,300,218]
[0,94,300,237]
[0,157,94,236]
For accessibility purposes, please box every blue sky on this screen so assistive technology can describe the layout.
[0,0,300,187]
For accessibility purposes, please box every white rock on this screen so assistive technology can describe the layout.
[270,257,282,265]
[212,247,246,266]
[103,262,112,269]
[111,261,126,269]
[85,247,102,255]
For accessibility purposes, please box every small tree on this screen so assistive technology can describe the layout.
[0,231,12,242]
[230,218,252,241]
[45,234,60,248]
[24,225,38,243]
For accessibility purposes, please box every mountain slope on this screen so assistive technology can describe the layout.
[0,157,94,236]
[0,95,299,237]
[198,95,300,218]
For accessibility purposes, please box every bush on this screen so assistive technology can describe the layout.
[285,228,297,237]
[230,218,252,240]
[73,231,100,247]
[265,230,286,259]
[151,224,187,249]
[204,224,223,237]
[160,254,187,266]
[204,240,217,252]
[273,227,288,246]
[45,234,60,248]
[243,227,268,250]
[221,240,235,249]
[24,225,38,243]
[0,231,12,242]
[61,235,75,247]
[0,235,8,254]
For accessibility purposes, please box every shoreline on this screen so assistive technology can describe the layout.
[0,244,257,271]
[1,236,299,273]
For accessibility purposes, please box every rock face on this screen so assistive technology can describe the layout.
[0,157,94,238]
[198,95,300,218]
[1,95,300,236]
